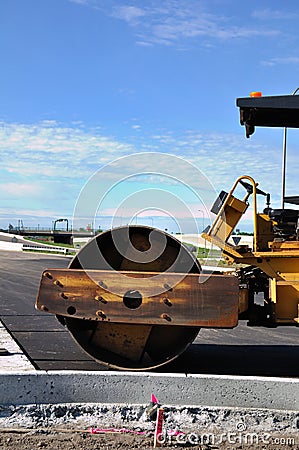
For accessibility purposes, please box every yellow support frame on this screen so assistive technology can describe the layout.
[202,175,299,325]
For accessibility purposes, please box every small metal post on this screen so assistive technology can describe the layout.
[281,87,299,209]
[281,126,287,209]
[198,209,206,256]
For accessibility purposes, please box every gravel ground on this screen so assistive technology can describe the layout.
[0,428,298,450]
[0,404,298,449]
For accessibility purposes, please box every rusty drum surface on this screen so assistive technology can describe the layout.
[36,226,239,370]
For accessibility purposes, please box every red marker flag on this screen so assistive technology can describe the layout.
[151,393,159,404]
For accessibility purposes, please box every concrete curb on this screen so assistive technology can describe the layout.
[0,241,23,251]
[1,371,298,411]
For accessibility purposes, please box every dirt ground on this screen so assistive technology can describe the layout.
[0,429,298,450]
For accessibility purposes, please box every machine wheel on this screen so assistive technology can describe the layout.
[58,226,201,370]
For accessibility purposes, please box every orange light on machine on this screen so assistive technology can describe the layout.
[250,91,262,97]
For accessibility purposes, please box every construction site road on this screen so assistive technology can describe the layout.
[0,249,299,376]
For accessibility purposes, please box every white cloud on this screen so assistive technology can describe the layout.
[68,0,279,47]
[0,207,67,221]
[0,121,135,180]
[252,9,299,21]
[0,120,279,193]
[0,119,290,229]
[69,0,89,5]
[261,56,299,67]
[1,183,37,197]
[112,5,146,23]
[130,4,279,46]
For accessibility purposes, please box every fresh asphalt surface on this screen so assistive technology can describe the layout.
[0,249,299,376]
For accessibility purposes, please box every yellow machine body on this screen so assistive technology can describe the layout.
[202,175,299,325]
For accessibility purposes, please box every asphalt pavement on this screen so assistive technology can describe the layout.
[0,249,299,376]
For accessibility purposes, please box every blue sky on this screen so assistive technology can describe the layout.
[1,0,299,233]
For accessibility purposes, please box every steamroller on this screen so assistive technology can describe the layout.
[36,226,238,370]
[36,92,299,370]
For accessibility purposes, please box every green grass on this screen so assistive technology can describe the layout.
[182,243,244,268]
[24,237,74,248]
[197,247,222,258]
[23,248,76,256]
[23,237,76,255]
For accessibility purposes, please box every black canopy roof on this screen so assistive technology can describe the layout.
[236,95,299,137]
[284,196,299,206]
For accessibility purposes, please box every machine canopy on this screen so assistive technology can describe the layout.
[237,95,299,137]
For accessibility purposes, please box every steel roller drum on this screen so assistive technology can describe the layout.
[58,226,201,370]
